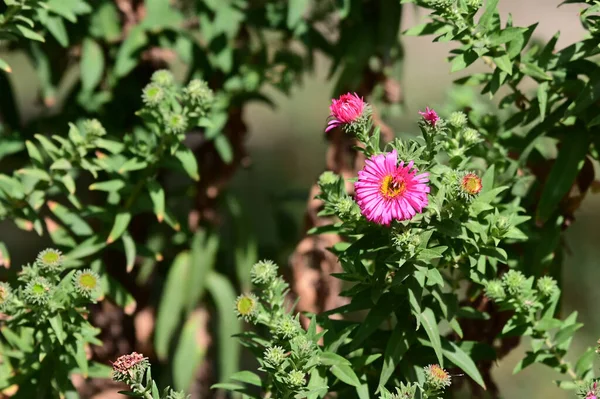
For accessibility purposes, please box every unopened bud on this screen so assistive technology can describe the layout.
[536,276,557,297]
[502,270,527,296]
[484,279,505,301]
[448,111,468,128]
[250,260,278,285]
[424,364,451,390]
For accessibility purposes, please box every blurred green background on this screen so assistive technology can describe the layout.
[2,0,599,397]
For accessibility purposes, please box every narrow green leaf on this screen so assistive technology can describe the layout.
[479,0,500,30]
[114,25,147,77]
[537,134,589,223]
[230,371,262,387]
[147,180,165,222]
[25,141,43,164]
[49,314,66,344]
[174,147,200,181]
[122,233,136,273]
[15,24,45,41]
[173,312,207,391]
[319,352,352,366]
[420,308,444,366]
[206,271,241,381]
[214,135,233,164]
[331,365,361,388]
[350,293,395,350]
[107,211,131,244]
[89,179,125,192]
[378,324,412,388]
[81,39,105,92]
[155,252,189,359]
[186,231,218,312]
[520,63,552,81]
[537,81,549,121]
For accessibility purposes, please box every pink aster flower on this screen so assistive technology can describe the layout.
[326,92,366,132]
[355,150,429,225]
[419,107,440,126]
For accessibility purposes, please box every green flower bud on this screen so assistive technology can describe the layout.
[112,352,150,383]
[286,369,306,387]
[334,197,360,220]
[275,315,301,339]
[318,171,339,187]
[264,345,286,368]
[151,70,174,87]
[36,248,63,272]
[424,364,452,391]
[536,276,557,297]
[235,293,259,323]
[0,282,11,310]
[484,279,505,301]
[448,111,468,128]
[184,79,214,113]
[82,119,106,137]
[142,83,165,107]
[491,216,511,238]
[290,335,315,360]
[164,112,188,134]
[73,269,101,299]
[462,128,481,145]
[502,270,527,296]
[381,383,418,399]
[24,276,53,306]
[250,260,278,285]
[166,390,190,399]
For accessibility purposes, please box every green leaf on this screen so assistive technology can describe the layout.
[331,364,361,387]
[230,371,262,387]
[90,2,122,41]
[0,57,11,73]
[214,135,233,164]
[81,39,104,92]
[89,179,125,192]
[537,133,589,223]
[493,54,513,75]
[479,0,500,30]
[74,338,88,378]
[420,308,444,366]
[575,347,596,378]
[45,16,68,47]
[65,236,105,262]
[186,231,218,312]
[206,271,241,382]
[114,25,147,77]
[450,50,477,72]
[0,242,10,268]
[122,233,136,273]
[319,352,352,366]
[350,293,395,350]
[488,27,528,46]
[537,81,549,121]
[107,211,131,244]
[519,63,552,81]
[14,24,45,42]
[440,339,486,389]
[287,0,307,28]
[147,180,165,222]
[173,312,207,391]
[155,251,189,359]
[174,147,200,181]
[48,200,93,237]
[25,141,43,164]
[61,174,76,194]
[378,324,412,388]
[49,314,66,344]
[416,246,447,262]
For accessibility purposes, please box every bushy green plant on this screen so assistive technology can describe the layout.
[0,248,104,397]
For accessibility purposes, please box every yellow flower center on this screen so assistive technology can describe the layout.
[462,174,482,195]
[237,296,256,315]
[79,273,97,290]
[380,175,406,199]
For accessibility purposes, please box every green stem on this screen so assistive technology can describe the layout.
[545,338,578,380]
[132,382,153,399]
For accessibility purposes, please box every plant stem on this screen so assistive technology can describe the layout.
[132,382,154,399]
[545,338,578,380]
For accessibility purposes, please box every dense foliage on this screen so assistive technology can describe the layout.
[0,0,599,398]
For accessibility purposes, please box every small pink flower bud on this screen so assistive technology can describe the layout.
[419,107,440,127]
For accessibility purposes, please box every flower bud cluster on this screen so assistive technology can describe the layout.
[139,69,215,141]
[484,271,559,312]
[378,365,451,399]
[233,260,322,397]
